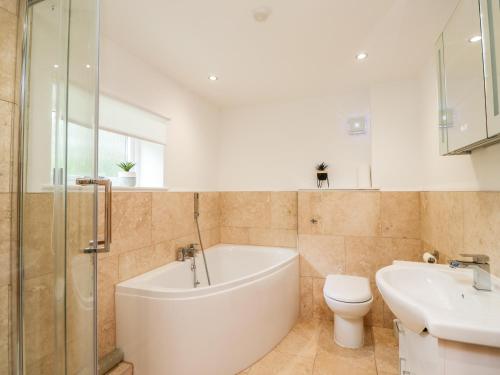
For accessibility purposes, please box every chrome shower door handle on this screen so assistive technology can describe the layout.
[100,177,112,251]
[76,177,113,253]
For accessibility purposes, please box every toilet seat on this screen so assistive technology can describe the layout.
[323,274,372,303]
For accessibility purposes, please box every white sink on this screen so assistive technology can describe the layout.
[376,261,500,348]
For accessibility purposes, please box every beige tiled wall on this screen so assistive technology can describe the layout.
[22,193,56,373]
[220,192,297,248]
[12,187,500,366]
[421,191,500,277]
[97,191,220,358]
[20,191,97,374]
[0,0,20,373]
[298,191,422,328]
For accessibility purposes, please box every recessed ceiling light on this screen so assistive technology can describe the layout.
[85,64,91,69]
[208,75,218,81]
[469,35,482,43]
[253,7,272,22]
[356,52,368,61]
[53,64,60,68]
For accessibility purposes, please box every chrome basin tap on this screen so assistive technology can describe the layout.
[449,254,491,291]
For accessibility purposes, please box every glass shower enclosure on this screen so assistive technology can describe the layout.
[19,0,101,373]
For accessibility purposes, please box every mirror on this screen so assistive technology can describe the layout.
[436,34,449,156]
[481,0,500,137]
[437,0,500,155]
[441,0,487,153]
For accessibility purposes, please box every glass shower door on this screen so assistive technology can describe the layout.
[20,0,100,374]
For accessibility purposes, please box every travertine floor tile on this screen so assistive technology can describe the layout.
[275,318,322,358]
[239,319,397,375]
[105,361,133,375]
[312,320,377,374]
[372,326,399,374]
[248,349,315,375]
[372,326,397,345]
[312,350,377,375]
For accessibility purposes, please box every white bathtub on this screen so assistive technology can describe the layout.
[115,244,299,375]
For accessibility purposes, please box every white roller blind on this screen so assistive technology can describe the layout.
[99,95,169,143]
[68,84,169,143]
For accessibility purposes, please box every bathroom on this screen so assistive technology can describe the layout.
[2,0,500,374]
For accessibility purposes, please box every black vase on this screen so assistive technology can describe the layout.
[317,172,328,181]
[316,172,330,188]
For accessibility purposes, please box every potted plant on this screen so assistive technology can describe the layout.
[316,162,330,188]
[117,161,137,187]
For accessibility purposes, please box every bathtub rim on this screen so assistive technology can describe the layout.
[115,243,298,299]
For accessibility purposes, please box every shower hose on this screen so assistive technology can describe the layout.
[194,193,211,286]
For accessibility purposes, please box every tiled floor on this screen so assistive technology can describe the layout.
[105,361,133,375]
[238,319,399,375]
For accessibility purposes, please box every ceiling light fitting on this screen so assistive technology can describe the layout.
[356,52,368,61]
[253,7,271,23]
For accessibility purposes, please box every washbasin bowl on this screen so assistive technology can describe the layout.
[376,261,500,348]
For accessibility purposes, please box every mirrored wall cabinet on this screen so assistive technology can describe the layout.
[437,0,500,155]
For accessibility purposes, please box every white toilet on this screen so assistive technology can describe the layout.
[323,274,373,349]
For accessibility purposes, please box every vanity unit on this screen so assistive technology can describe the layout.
[376,261,500,375]
[436,0,500,154]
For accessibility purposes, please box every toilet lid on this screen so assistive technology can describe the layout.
[323,275,372,303]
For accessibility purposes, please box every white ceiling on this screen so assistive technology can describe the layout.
[101,0,459,108]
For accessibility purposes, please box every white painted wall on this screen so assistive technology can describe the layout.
[216,56,500,192]
[99,37,221,191]
[100,37,500,192]
[370,80,424,191]
[216,93,371,190]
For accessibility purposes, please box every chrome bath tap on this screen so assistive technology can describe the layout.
[449,254,492,291]
[176,244,199,261]
[177,244,202,287]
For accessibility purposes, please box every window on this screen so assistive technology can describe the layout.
[97,128,128,178]
[38,86,168,191]
[67,123,165,187]
[132,138,164,187]
[98,95,169,187]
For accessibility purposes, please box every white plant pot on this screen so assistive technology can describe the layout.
[118,171,137,187]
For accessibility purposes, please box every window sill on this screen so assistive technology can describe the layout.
[112,186,169,192]
[298,188,380,191]
[41,184,169,192]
